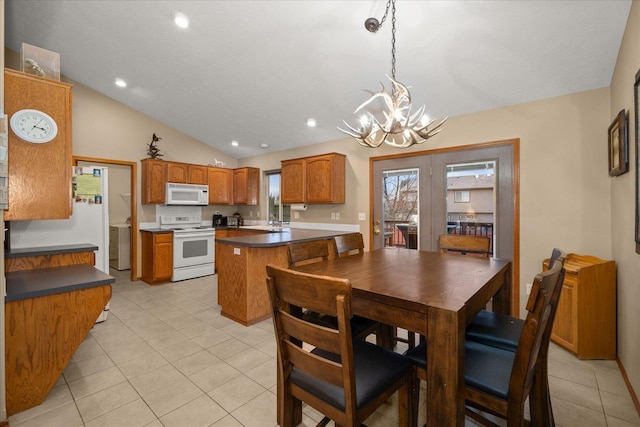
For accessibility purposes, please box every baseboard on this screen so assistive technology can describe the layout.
[617,357,640,417]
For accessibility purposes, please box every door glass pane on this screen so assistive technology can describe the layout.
[383,168,419,249]
[446,161,496,255]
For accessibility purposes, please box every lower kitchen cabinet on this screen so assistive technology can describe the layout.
[141,231,173,284]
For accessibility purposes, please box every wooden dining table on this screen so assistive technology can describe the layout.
[290,247,513,426]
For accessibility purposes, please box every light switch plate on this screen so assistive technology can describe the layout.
[234,247,241,255]
[358,213,366,221]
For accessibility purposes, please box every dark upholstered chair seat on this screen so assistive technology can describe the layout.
[465,309,524,352]
[291,339,413,411]
[404,340,515,401]
[302,311,379,339]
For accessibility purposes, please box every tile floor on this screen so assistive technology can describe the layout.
[8,269,640,427]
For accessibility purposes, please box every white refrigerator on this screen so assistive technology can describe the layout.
[9,166,110,321]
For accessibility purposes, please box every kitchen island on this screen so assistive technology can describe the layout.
[215,228,353,325]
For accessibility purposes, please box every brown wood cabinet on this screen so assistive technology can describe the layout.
[166,162,188,183]
[141,231,173,284]
[233,167,259,205]
[5,69,73,220]
[545,253,616,359]
[188,164,208,184]
[141,159,166,204]
[280,153,345,204]
[281,158,305,203]
[208,167,233,205]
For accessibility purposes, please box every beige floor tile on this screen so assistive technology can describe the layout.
[210,414,245,426]
[191,328,234,348]
[549,375,604,412]
[11,402,83,427]
[160,394,227,427]
[172,349,222,377]
[84,399,157,427]
[71,336,108,363]
[75,381,140,422]
[178,322,219,339]
[225,347,272,373]
[244,358,277,389]
[142,378,204,417]
[188,360,242,393]
[208,375,267,412]
[116,350,170,379]
[596,367,634,397]
[606,415,640,426]
[601,389,640,424]
[548,357,598,388]
[128,364,188,397]
[106,340,158,365]
[232,326,274,347]
[207,337,252,360]
[67,366,127,400]
[156,338,203,362]
[230,391,278,427]
[142,329,190,350]
[63,353,115,382]
[551,397,607,427]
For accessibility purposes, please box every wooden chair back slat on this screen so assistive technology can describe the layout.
[287,239,331,267]
[438,234,491,257]
[334,233,365,258]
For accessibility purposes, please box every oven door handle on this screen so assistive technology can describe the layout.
[173,232,215,239]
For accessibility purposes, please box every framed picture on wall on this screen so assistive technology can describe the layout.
[608,109,628,177]
[634,69,640,253]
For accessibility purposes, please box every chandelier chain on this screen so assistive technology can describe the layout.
[390,0,396,79]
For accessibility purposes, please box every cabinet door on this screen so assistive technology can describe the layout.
[551,274,577,353]
[281,159,305,203]
[188,165,208,184]
[208,167,233,204]
[233,167,259,205]
[5,69,73,220]
[141,159,166,204]
[154,235,174,281]
[305,153,345,204]
[166,162,188,183]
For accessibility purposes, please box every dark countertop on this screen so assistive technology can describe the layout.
[5,243,99,259]
[5,264,115,302]
[140,228,173,234]
[215,228,352,248]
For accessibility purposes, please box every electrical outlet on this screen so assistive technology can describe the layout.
[331,212,336,220]
[526,283,532,295]
[335,212,340,220]
[358,213,366,221]
[294,211,300,219]
[249,211,253,217]
[233,247,241,255]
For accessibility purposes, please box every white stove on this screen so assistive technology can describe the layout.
[159,215,215,281]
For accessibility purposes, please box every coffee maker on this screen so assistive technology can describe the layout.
[212,214,225,227]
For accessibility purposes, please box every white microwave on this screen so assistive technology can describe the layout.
[166,183,208,206]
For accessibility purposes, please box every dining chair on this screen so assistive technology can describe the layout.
[333,233,365,257]
[286,239,380,343]
[438,234,491,257]
[404,260,566,426]
[266,264,414,427]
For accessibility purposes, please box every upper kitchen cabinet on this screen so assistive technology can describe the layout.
[281,153,345,204]
[141,158,166,204]
[233,167,259,205]
[188,165,208,185]
[5,69,73,220]
[281,158,305,204]
[166,162,188,183]
[208,167,233,205]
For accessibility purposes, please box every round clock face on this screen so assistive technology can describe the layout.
[10,109,59,143]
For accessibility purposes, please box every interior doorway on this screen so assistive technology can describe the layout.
[73,156,138,281]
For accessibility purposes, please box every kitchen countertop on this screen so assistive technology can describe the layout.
[5,263,115,302]
[215,228,352,248]
[5,243,99,259]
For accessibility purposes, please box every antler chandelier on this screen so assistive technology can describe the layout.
[339,0,446,148]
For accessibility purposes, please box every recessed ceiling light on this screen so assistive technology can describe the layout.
[173,11,189,29]
[260,143,269,149]
[306,118,317,127]
[231,140,239,147]
[114,78,127,88]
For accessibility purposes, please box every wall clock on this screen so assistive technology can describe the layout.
[10,108,58,143]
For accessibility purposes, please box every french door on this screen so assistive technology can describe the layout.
[371,143,516,263]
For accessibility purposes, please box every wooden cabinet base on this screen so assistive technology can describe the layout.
[5,285,112,415]
[216,243,289,325]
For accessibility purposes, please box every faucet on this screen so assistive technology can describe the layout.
[269,215,282,228]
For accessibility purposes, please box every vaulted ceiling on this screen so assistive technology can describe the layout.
[5,0,632,158]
